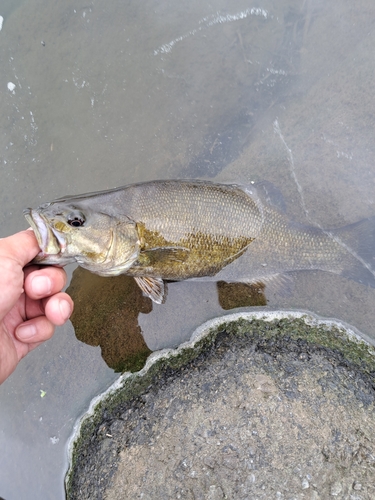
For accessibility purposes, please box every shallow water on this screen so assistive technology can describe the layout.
[0,0,375,498]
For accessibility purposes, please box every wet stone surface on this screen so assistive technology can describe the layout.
[67,318,375,499]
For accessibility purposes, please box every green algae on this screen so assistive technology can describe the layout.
[223,317,375,377]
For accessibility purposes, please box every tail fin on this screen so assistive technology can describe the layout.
[329,216,375,288]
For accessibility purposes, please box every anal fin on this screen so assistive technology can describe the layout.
[243,273,293,297]
[134,276,166,304]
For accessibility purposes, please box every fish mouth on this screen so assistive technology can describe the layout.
[23,208,70,264]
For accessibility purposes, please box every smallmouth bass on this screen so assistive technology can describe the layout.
[24,180,375,303]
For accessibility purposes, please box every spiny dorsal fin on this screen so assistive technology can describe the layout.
[134,276,166,304]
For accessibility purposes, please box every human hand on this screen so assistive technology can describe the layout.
[0,230,74,384]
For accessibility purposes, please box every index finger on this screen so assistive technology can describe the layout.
[0,230,41,268]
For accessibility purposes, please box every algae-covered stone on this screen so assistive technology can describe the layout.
[66,312,375,499]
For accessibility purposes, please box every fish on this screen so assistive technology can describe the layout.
[23,179,375,304]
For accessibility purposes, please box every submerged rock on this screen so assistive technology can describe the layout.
[67,267,152,373]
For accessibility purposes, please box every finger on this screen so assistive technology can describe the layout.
[15,315,55,344]
[24,266,68,300]
[0,230,40,268]
[24,291,73,323]
[43,293,74,326]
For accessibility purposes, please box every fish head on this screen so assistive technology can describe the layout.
[24,200,141,275]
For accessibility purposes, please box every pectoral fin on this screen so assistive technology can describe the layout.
[134,276,166,304]
[139,247,190,266]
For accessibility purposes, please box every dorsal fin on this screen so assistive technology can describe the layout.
[254,180,287,213]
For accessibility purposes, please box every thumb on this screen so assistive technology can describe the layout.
[0,230,40,268]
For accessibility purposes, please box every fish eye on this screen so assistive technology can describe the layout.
[67,211,86,227]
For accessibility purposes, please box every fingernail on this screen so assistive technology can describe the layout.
[31,276,52,296]
[59,299,72,321]
[17,323,37,340]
